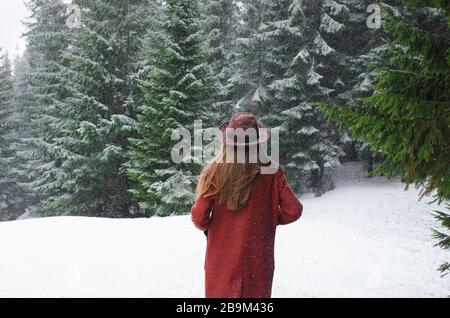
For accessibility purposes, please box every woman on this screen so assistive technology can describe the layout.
[191,112,303,298]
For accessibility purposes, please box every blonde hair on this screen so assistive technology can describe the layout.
[196,144,263,211]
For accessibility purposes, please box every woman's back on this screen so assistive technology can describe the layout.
[191,166,302,298]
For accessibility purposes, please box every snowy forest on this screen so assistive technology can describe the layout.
[0,0,449,273]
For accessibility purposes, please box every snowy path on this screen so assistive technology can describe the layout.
[0,177,448,297]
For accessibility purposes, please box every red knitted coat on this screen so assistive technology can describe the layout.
[191,167,302,298]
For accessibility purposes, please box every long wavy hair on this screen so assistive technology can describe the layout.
[196,143,264,211]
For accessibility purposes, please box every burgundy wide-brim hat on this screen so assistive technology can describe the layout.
[219,112,271,146]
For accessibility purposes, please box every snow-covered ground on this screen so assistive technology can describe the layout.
[0,166,449,297]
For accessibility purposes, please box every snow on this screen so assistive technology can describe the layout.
[290,48,309,66]
[312,33,335,56]
[324,0,349,16]
[281,106,303,120]
[251,86,268,104]
[0,164,449,297]
[297,125,319,136]
[307,63,323,85]
[320,13,344,33]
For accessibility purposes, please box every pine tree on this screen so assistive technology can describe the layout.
[128,0,216,216]
[0,51,29,220]
[228,0,274,117]
[262,0,384,194]
[13,53,34,133]
[228,1,377,195]
[46,0,150,216]
[318,1,450,274]
[262,0,346,195]
[201,0,239,120]
[20,0,71,215]
[333,0,386,173]
[11,52,39,217]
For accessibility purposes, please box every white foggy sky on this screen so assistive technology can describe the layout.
[0,1,28,58]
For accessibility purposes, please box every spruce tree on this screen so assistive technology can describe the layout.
[0,51,29,220]
[333,0,387,172]
[11,52,39,217]
[128,0,216,216]
[228,1,378,194]
[47,0,150,216]
[318,1,450,274]
[261,0,383,194]
[202,0,239,120]
[262,0,345,194]
[228,0,274,117]
[20,0,71,215]
[12,53,34,136]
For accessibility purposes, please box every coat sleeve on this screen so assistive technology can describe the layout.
[191,195,214,231]
[191,180,216,231]
[277,167,303,225]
